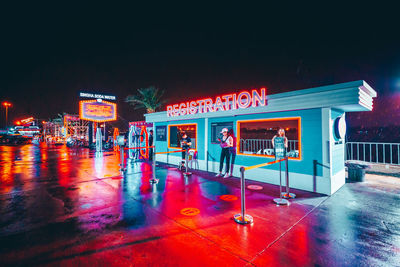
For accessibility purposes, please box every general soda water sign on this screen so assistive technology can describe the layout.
[79,100,117,122]
[79,92,116,101]
[166,88,267,117]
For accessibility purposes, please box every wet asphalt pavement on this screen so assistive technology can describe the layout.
[0,144,400,266]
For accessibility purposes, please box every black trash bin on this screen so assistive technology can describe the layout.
[346,161,370,182]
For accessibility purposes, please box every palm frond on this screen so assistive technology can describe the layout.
[125,86,166,113]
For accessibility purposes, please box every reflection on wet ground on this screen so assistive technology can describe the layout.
[1,144,400,266]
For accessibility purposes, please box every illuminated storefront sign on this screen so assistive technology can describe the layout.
[166,88,267,117]
[79,100,117,122]
[79,92,116,101]
[20,117,34,124]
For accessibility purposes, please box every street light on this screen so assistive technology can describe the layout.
[2,102,12,127]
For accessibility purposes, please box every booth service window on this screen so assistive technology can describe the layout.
[237,118,301,159]
[211,122,233,143]
[168,124,197,149]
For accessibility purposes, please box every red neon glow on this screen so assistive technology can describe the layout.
[237,91,251,109]
[79,100,117,122]
[166,88,267,117]
[139,126,149,158]
[20,117,34,124]
[2,102,12,107]
[113,128,120,152]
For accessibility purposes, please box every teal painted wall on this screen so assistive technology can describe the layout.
[207,109,322,176]
[154,119,206,160]
[331,109,345,175]
[154,108,323,176]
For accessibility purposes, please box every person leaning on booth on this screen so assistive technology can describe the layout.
[272,128,288,158]
[180,131,192,170]
[216,128,234,178]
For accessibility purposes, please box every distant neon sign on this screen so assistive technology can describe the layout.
[79,100,117,122]
[79,92,116,101]
[21,117,34,124]
[166,88,267,117]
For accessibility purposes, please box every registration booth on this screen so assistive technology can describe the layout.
[145,81,376,195]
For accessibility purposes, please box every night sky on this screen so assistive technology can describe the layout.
[1,6,399,130]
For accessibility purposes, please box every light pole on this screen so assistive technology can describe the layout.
[2,102,12,127]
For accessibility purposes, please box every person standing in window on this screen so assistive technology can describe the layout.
[149,129,154,161]
[180,131,192,170]
[216,128,234,178]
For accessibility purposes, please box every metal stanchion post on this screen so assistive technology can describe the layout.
[183,149,192,176]
[234,167,253,224]
[150,146,159,184]
[274,160,289,205]
[282,156,296,199]
[120,146,126,172]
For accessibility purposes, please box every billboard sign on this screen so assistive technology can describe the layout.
[79,100,117,122]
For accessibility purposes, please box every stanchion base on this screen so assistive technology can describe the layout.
[233,214,254,224]
[149,179,159,184]
[183,172,192,176]
[273,198,290,205]
[281,192,296,199]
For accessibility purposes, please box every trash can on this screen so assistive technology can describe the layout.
[346,161,370,182]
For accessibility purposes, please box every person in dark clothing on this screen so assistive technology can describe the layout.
[149,129,154,161]
[216,128,233,178]
[180,131,191,170]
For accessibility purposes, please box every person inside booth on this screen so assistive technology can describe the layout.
[180,131,192,170]
[216,128,234,178]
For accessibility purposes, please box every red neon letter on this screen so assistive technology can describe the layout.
[214,96,225,112]
[189,101,198,114]
[204,98,214,113]
[252,88,267,107]
[222,94,232,110]
[237,91,251,109]
[232,93,238,109]
[167,105,174,117]
[196,99,205,113]
[172,104,179,116]
[179,103,187,116]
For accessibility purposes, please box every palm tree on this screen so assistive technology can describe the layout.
[125,86,166,113]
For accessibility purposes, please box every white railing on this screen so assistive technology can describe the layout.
[346,142,400,165]
[239,139,299,157]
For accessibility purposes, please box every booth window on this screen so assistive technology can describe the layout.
[211,122,233,144]
[168,124,197,149]
[237,117,301,159]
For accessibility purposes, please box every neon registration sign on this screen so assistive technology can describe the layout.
[167,88,267,117]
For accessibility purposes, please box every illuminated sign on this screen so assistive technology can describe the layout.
[79,100,117,122]
[20,117,34,124]
[79,92,116,101]
[166,88,267,117]
[129,121,153,127]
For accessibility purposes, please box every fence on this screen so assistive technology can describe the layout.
[346,142,400,165]
[239,139,298,155]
